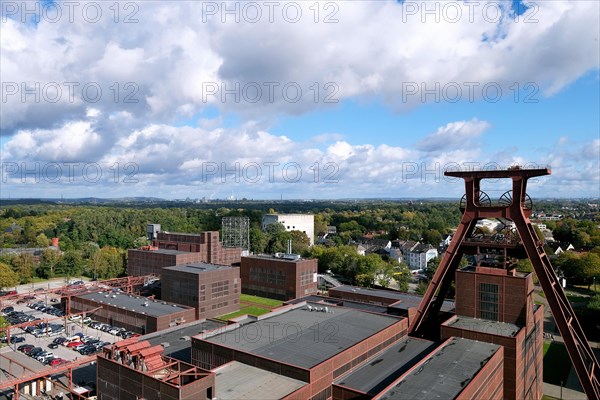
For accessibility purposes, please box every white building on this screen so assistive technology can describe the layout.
[406,244,438,271]
[262,214,315,246]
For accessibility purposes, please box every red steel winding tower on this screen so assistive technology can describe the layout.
[409,167,599,400]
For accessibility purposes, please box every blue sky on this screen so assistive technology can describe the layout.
[1,1,599,199]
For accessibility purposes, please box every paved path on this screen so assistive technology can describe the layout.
[533,285,600,399]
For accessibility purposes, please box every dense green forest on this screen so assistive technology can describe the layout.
[0,199,598,290]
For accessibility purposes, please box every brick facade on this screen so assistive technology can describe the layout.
[241,255,318,300]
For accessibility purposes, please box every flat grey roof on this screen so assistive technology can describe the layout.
[335,337,438,395]
[332,285,455,312]
[243,254,309,263]
[214,361,306,399]
[286,295,389,314]
[164,262,235,274]
[205,303,401,368]
[76,292,193,317]
[129,248,192,255]
[377,338,501,400]
[447,316,521,337]
[144,320,226,363]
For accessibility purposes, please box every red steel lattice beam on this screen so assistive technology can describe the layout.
[409,167,600,400]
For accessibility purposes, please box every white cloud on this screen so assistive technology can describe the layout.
[1,1,598,133]
[417,119,491,152]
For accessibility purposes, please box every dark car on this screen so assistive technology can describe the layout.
[1,306,14,314]
[18,344,34,352]
[27,347,43,356]
[48,342,60,349]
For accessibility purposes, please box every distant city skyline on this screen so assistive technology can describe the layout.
[1,1,598,199]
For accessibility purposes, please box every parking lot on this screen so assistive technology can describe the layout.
[1,300,133,366]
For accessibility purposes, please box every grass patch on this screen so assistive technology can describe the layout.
[566,294,589,303]
[240,294,283,307]
[538,291,546,298]
[216,306,271,321]
[542,396,561,400]
[543,342,571,385]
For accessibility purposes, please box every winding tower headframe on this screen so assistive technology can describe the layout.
[409,167,599,400]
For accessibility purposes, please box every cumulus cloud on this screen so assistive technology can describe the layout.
[1,0,599,134]
[417,119,491,152]
[1,1,598,198]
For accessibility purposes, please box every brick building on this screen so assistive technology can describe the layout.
[97,338,215,400]
[153,231,243,265]
[192,302,408,400]
[128,248,204,277]
[440,266,544,400]
[241,254,318,300]
[71,292,196,334]
[161,263,240,320]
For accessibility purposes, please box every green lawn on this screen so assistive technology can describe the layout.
[543,342,571,385]
[239,294,283,307]
[566,294,589,303]
[216,306,271,321]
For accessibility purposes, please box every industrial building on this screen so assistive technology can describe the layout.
[153,230,244,265]
[262,213,315,246]
[97,338,215,400]
[128,248,204,277]
[240,254,318,300]
[128,230,244,277]
[161,263,240,320]
[440,267,544,399]
[327,285,455,323]
[70,292,196,334]
[192,302,408,400]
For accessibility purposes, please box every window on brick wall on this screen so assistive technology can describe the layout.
[479,283,499,321]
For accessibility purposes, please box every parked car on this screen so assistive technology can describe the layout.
[67,341,83,348]
[18,344,34,352]
[50,358,67,366]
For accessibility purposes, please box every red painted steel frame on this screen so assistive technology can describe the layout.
[409,167,599,400]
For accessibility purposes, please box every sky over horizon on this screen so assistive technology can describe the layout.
[1,0,599,200]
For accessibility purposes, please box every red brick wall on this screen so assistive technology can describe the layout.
[153,231,242,266]
[128,250,203,277]
[241,256,318,300]
[162,267,240,320]
[455,269,534,326]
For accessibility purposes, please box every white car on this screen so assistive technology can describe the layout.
[69,315,82,321]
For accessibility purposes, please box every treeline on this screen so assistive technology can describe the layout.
[0,202,463,251]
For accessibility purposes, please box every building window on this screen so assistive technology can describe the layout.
[479,283,499,321]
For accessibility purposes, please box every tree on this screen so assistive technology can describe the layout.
[35,233,51,247]
[37,248,62,279]
[422,229,443,246]
[250,227,267,254]
[57,250,84,278]
[0,262,19,289]
[393,263,411,292]
[11,253,34,284]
